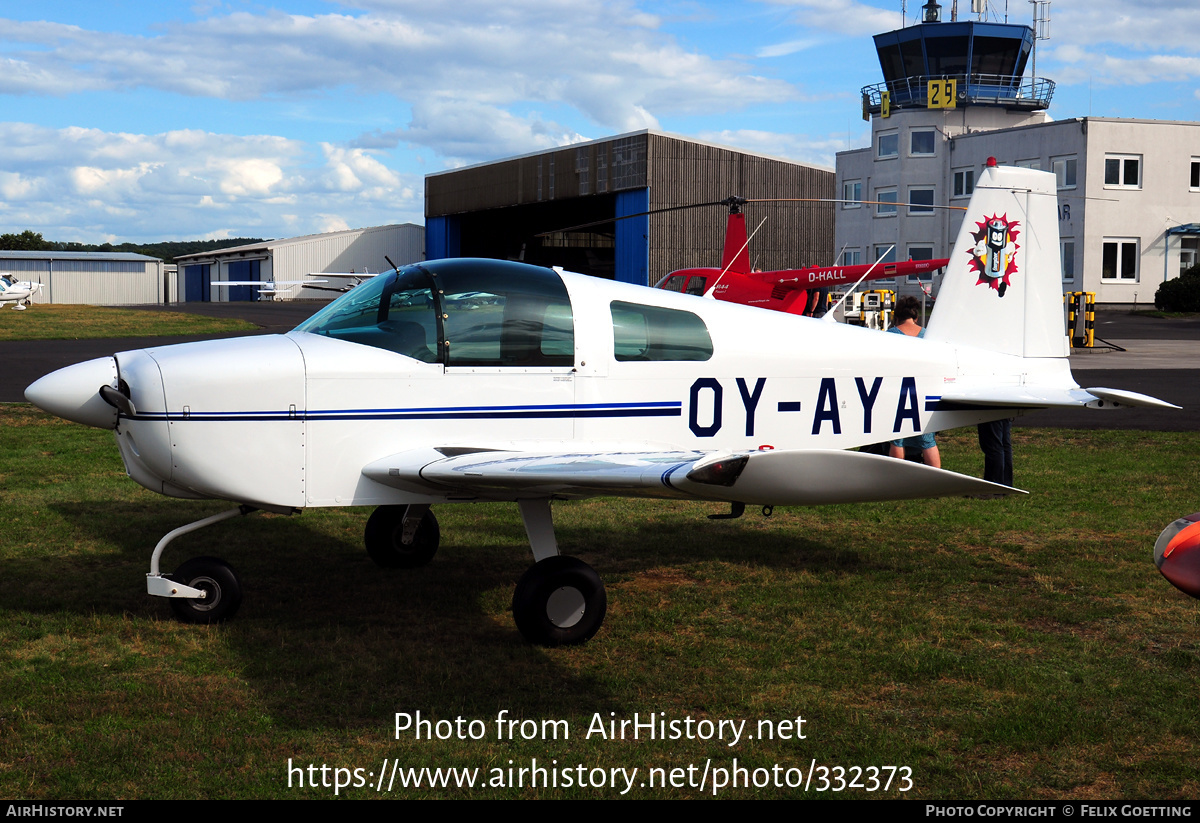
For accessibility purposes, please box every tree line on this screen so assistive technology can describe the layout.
[0,230,266,263]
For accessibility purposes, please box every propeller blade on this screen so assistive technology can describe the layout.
[100,384,137,418]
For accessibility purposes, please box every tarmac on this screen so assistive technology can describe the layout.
[2,301,1197,430]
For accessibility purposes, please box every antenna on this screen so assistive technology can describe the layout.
[1029,1,1051,80]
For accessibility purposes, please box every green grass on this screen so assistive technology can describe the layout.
[2,405,1199,799]
[0,304,256,340]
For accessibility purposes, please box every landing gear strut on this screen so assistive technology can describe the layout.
[146,505,258,624]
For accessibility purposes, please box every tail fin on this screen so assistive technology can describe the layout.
[720,210,751,275]
[925,163,1068,359]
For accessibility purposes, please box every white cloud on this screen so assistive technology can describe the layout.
[0,122,421,243]
[0,3,797,141]
[400,101,590,166]
[759,0,903,38]
[697,128,851,169]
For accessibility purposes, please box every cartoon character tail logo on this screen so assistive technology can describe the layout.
[968,213,1020,297]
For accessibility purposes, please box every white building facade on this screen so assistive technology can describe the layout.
[837,115,1200,307]
[836,6,1199,307]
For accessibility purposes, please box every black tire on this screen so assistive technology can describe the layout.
[512,556,606,646]
[364,506,440,568]
[167,556,243,624]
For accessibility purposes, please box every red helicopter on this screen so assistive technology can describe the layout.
[654,197,948,316]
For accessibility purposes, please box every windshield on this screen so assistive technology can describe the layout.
[294,259,574,366]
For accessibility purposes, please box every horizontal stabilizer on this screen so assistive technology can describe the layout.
[1082,387,1181,410]
[941,385,1179,410]
[363,446,1021,505]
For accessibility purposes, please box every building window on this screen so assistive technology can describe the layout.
[576,147,590,196]
[910,129,936,156]
[953,169,974,198]
[1104,155,1141,188]
[843,180,862,207]
[1061,239,1076,282]
[1053,156,1077,189]
[907,187,934,214]
[842,249,862,266]
[1015,159,1042,170]
[1181,237,1198,274]
[1191,159,1199,190]
[875,245,896,264]
[875,188,897,216]
[877,132,898,159]
[906,245,934,281]
[1102,238,1139,281]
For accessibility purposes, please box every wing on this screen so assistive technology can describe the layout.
[937,385,1178,411]
[362,446,1020,505]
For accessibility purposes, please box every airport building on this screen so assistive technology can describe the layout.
[0,250,167,305]
[425,130,835,286]
[835,1,1200,306]
[175,223,424,302]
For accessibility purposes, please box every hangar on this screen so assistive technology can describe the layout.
[174,223,424,302]
[0,251,166,305]
[425,130,836,286]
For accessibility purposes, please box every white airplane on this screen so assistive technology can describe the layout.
[25,161,1176,645]
[212,270,378,300]
[0,274,44,310]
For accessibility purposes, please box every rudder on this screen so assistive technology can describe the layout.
[925,162,1068,359]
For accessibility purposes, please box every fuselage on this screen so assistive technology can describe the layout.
[27,258,1065,510]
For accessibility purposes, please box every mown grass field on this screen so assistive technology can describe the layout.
[0,304,255,340]
[2,403,1198,799]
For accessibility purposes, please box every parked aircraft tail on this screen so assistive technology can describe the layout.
[925,160,1068,359]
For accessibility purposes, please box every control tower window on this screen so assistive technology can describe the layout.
[877,132,898,159]
[843,180,862,207]
[907,188,935,215]
[875,188,898,217]
[910,130,936,156]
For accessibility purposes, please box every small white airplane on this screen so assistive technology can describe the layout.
[0,274,44,310]
[213,270,379,301]
[25,161,1176,645]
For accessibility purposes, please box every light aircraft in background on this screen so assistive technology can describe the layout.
[213,270,380,301]
[0,274,44,310]
[655,198,948,316]
[26,161,1176,646]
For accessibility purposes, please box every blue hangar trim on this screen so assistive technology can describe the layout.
[125,401,683,423]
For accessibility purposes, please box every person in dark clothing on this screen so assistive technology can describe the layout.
[978,419,1013,486]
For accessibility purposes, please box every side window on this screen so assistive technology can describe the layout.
[611,301,713,362]
[435,262,575,367]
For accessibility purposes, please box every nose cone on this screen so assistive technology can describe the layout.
[26,356,120,429]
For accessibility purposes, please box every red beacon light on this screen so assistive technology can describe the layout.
[987,156,998,167]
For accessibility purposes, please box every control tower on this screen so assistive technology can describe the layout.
[835,0,1056,298]
[861,1,1053,117]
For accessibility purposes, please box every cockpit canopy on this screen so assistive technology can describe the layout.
[294,258,575,366]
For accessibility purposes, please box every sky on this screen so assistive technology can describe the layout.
[1,0,1198,244]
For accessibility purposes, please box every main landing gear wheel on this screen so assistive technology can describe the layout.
[512,556,606,646]
[167,556,243,624]
[364,506,440,568]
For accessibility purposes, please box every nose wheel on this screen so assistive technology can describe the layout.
[512,556,606,646]
[166,556,243,624]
